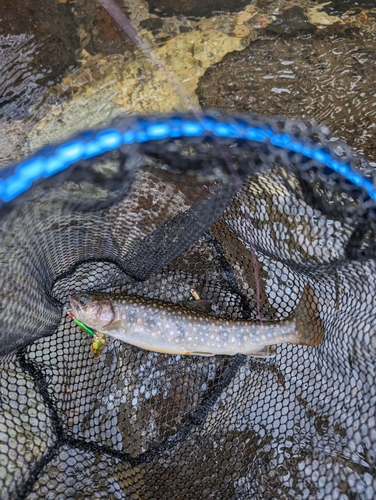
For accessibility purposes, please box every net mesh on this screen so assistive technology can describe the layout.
[0,112,375,500]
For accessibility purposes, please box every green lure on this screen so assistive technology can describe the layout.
[68,312,106,358]
[72,316,95,337]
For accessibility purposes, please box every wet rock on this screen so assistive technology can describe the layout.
[0,0,79,122]
[139,17,165,34]
[72,0,135,56]
[318,0,376,17]
[26,28,248,152]
[147,0,250,19]
[265,6,316,35]
[307,5,341,27]
[197,28,376,158]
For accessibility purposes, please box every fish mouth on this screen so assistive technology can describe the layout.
[69,296,82,317]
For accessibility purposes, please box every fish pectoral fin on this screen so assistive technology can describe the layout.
[104,320,123,331]
[244,345,277,358]
[181,299,215,314]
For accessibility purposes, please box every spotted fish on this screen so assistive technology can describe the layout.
[70,286,324,357]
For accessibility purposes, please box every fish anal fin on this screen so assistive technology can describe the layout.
[244,345,277,358]
[293,285,325,347]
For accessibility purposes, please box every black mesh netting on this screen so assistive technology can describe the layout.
[0,113,375,499]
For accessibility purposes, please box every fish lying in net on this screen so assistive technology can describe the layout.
[70,286,324,357]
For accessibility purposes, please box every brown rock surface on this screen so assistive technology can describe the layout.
[197,27,376,157]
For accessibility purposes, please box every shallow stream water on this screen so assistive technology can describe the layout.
[0,0,375,163]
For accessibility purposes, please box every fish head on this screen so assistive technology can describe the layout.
[70,293,115,330]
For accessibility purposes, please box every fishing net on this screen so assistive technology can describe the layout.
[0,111,375,499]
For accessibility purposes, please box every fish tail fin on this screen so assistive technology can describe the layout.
[292,285,325,347]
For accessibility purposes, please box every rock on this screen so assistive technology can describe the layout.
[265,6,316,35]
[197,28,376,157]
[26,28,248,152]
[0,0,79,122]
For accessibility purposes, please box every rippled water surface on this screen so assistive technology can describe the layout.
[1,0,375,163]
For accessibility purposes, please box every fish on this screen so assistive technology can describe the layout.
[69,285,324,357]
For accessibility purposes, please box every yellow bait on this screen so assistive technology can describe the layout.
[92,333,106,358]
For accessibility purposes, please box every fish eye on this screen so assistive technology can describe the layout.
[77,294,91,306]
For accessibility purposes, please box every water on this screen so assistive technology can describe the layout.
[0,0,375,164]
